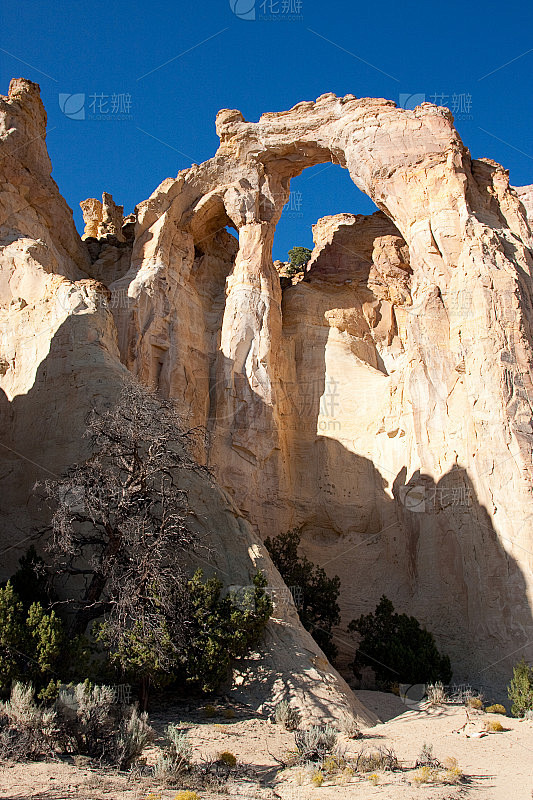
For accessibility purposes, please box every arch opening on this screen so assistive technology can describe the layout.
[272,163,380,264]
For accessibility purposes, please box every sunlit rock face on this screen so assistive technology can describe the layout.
[1,78,533,701]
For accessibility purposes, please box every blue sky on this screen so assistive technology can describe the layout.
[1,0,531,260]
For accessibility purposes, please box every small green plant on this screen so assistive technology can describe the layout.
[218,749,237,767]
[508,658,533,717]
[222,706,235,719]
[485,703,506,715]
[203,704,217,717]
[273,699,301,731]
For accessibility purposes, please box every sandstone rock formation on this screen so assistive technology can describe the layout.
[1,78,533,709]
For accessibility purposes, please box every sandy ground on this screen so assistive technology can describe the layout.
[0,692,532,800]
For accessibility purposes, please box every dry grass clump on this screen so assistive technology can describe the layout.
[411,752,463,785]
[203,704,217,718]
[273,699,301,731]
[466,696,484,710]
[354,745,400,773]
[311,769,324,786]
[338,713,362,739]
[427,681,447,705]
[484,719,505,732]
[485,703,506,715]
[172,793,199,800]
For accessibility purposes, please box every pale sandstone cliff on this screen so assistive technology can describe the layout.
[1,79,533,707]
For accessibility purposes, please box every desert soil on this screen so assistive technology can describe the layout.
[0,691,531,800]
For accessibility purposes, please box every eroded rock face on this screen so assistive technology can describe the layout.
[1,79,533,704]
[80,192,126,242]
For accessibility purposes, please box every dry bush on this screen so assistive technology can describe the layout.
[273,699,301,731]
[465,695,484,710]
[415,741,441,768]
[412,755,463,785]
[0,681,152,768]
[294,724,338,763]
[412,765,436,784]
[153,724,193,785]
[442,756,463,783]
[56,682,153,768]
[427,681,447,705]
[218,750,236,767]
[0,682,58,761]
[338,713,362,739]
[354,745,400,773]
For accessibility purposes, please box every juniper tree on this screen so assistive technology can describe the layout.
[40,378,207,705]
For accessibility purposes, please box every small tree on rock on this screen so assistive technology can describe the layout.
[286,246,312,277]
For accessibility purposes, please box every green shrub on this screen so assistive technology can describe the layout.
[286,246,312,277]
[508,658,533,718]
[0,582,67,694]
[348,595,452,686]
[265,529,340,661]
[98,568,272,697]
[0,583,26,692]
[8,546,53,610]
[181,570,272,693]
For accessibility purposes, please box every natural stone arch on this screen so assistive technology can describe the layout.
[118,93,533,687]
[2,78,533,698]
